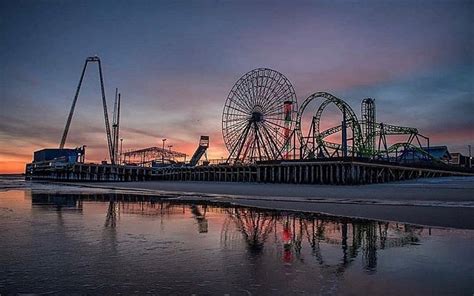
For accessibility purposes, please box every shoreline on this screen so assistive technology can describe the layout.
[48,176,474,229]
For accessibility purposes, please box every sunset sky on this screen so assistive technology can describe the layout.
[1,0,473,173]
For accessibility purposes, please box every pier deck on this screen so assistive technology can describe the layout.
[154,160,472,185]
[26,159,473,184]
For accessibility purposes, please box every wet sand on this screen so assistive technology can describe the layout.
[76,177,474,229]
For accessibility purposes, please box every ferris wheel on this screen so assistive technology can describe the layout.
[222,68,298,163]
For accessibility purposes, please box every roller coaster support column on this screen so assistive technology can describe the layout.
[342,107,348,157]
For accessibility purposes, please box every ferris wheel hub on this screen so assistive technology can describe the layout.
[251,105,264,122]
[251,111,263,123]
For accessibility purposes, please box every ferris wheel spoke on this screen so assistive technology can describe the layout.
[264,77,289,101]
[254,125,273,160]
[249,79,259,108]
[236,83,256,111]
[265,109,286,116]
[229,91,253,113]
[259,73,290,112]
[260,72,280,100]
[225,122,246,133]
[226,135,242,150]
[226,123,248,135]
[248,74,260,107]
[233,122,253,160]
[260,78,287,109]
[223,112,249,118]
[263,117,286,124]
[254,125,264,161]
[262,87,292,112]
[258,81,284,110]
[264,116,288,129]
[257,80,279,108]
[244,127,259,161]
[254,82,264,108]
[238,75,255,107]
[258,123,282,159]
[262,119,289,134]
[228,122,251,159]
[234,79,254,110]
[261,122,286,148]
[261,122,283,156]
[225,104,251,116]
[263,97,294,117]
[256,73,271,106]
[226,123,249,137]
[259,77,276,108]
[260,71,281,96]
[262,103,284,117]
[253,128,271,159]
[261,95,286,117]
[224,117,249,126]
[226,120,251,140]
[225,123,250,138]
[264,110,286,118]
[225,123,250,142]
[226,115,249,125]
[230,88,254,112]
[256,125,278,160]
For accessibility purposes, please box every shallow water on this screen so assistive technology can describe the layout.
[0,185,473,295]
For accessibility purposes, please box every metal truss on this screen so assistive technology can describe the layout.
[123,147,187,166]
[59,56,115,164]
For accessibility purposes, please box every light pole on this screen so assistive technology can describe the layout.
[168,145,173,162]
[81,145,87,163]
[119,138,123,165]
[162,138,167,164]
[469,144,472,168]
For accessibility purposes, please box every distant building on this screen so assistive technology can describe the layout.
[33,148,83,164]
[450,153,472,168]
[398,145,451,164]
[423,146,452,163]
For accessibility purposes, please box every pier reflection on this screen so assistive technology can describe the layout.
[225,208,276,253]
[30,192,426,274]
[31,193,83,211]
[222,208,422,273]
[105,198,119,228]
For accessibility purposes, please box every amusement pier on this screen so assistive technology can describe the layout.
[25,56,473,183]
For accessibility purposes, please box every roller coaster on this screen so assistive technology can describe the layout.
[222,68,432,164]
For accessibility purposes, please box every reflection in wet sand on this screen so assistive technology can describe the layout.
[105,199,118,228]
[190,204,208,233]
[221,206,423,274]
[31,192,425,274]
[4,191,467,295]
[225,208,276,252]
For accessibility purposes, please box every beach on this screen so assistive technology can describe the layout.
[1,176,474,294]
[64,176,474,229]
